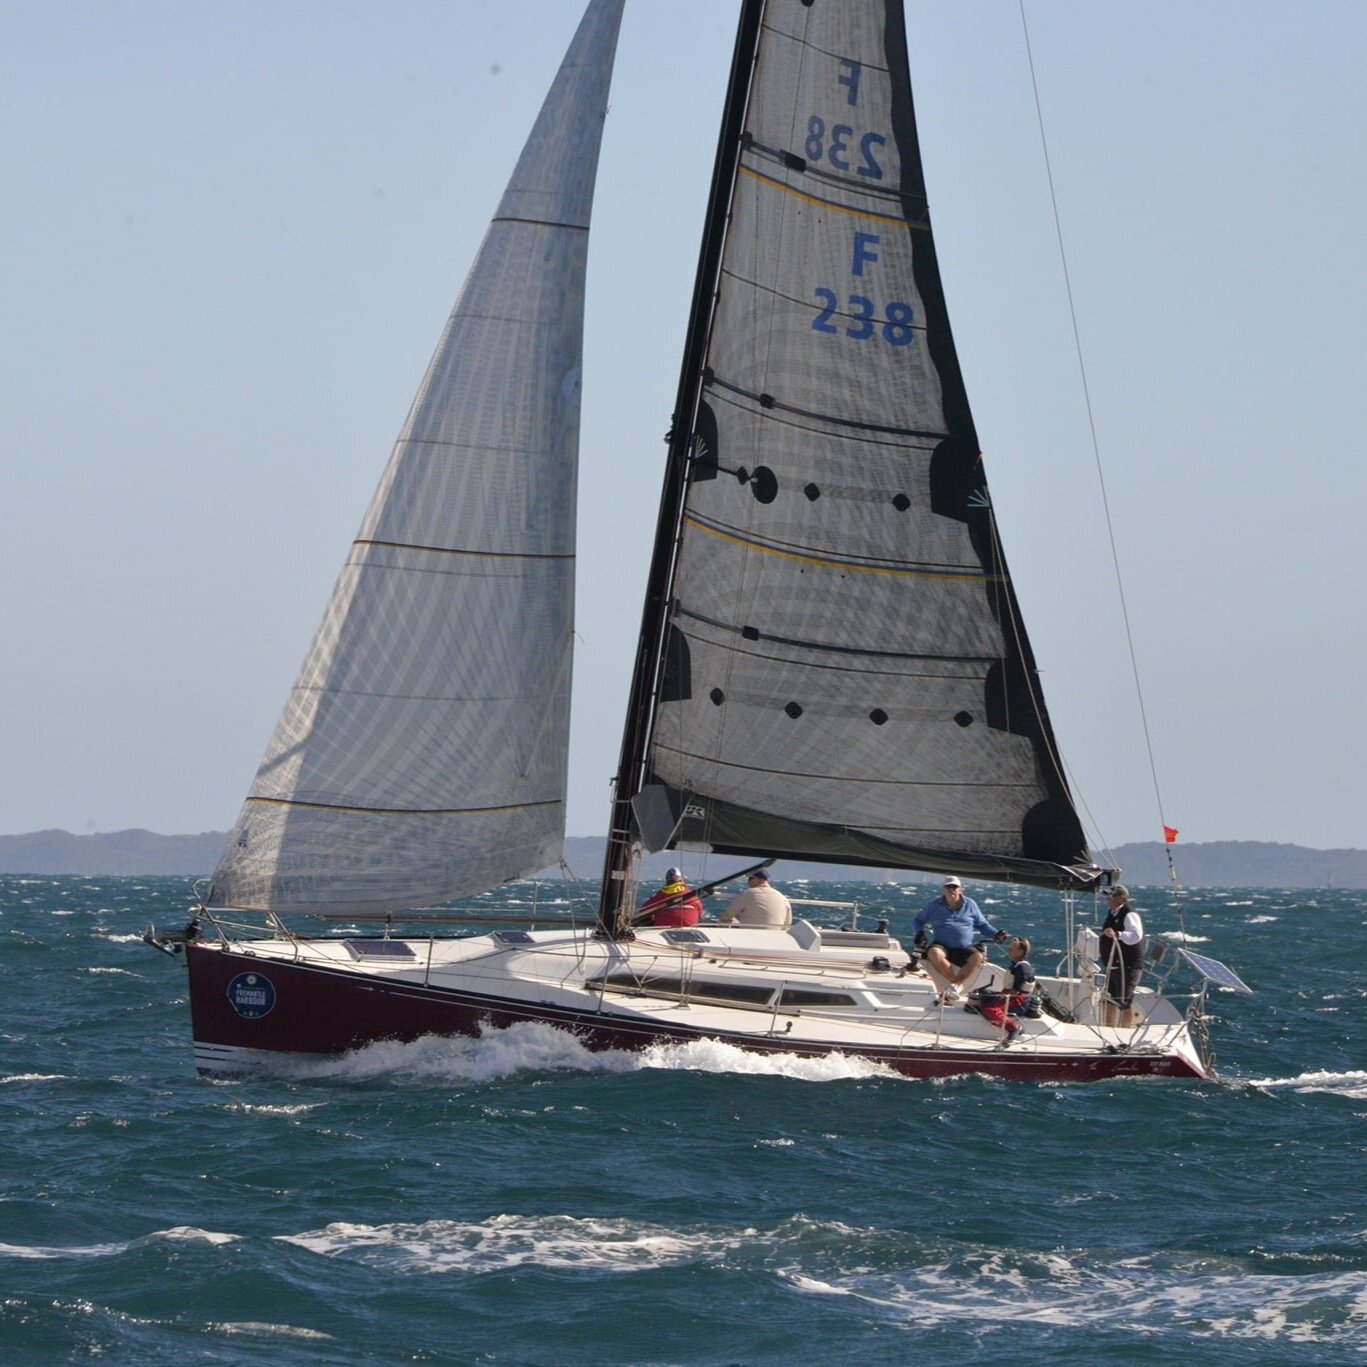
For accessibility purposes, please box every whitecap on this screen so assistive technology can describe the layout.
[144,1227,240,1247]
[221,1102,319,1117]
[207,1322,333,1342]
[82,966,136,976]
[1161,931,1210,943]
[0,1239,128,1260]
[0,1226,238,1260]
[787,1274,855,1296]
[0,1073,72,1084]
[1247,915,1278,924]
[278,1214,739,1275]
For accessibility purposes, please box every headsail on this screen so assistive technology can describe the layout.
[616,0,1098,894]
[209,0,625,915]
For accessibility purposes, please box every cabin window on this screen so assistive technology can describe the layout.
[779,988,858,1007]
[587,973,775,1006]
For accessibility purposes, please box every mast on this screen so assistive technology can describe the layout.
[596,0,767,936]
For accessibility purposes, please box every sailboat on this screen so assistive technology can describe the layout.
[146,0,1249,1081]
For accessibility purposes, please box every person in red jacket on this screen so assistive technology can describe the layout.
[638,868,703,927]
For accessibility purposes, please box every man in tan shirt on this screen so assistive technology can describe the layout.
[720,869,792,928]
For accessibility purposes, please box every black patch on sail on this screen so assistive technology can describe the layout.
[984,657,1039,738]
[929,437,977,518]
[692,401,720,482]
[1021,798,1085,863]
[748,465,778,504]
[929,438,991,566]
[659,625,693,702]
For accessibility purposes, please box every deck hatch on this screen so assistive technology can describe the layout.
[343,939,417,961]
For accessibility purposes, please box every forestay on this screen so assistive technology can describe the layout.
[209,0,625,914]
[640,0,1097,889]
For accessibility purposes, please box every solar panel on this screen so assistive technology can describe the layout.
[344,939,417,961]
[1178,949,1252,994]
[493,930,535,945]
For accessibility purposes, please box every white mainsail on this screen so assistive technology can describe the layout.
[209,0,625,914]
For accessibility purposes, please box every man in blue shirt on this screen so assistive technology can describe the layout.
[910,876,1007,1004]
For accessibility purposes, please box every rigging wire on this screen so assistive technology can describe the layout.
[1017,1,1177,886]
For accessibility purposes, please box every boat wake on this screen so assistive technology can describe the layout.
[259,1022,897,1087]
[1242,1069,1367,1099]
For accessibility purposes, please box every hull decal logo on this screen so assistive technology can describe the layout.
[226,971,276,1020]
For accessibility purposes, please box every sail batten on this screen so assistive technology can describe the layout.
[208,0,625,916]
[620,0,1096,892]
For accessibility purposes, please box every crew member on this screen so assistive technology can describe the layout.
[720,868,792,928]
[638,867,703,927]
[911,876,1006,1004]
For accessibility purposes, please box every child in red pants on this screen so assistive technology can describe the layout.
[979,938,1036,1041]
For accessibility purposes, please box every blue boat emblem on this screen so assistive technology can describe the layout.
[226,972,276,1020]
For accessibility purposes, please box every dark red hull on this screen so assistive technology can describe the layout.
[186,942,1203,1082]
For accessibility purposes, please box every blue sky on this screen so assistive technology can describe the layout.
[3,1,1364,856]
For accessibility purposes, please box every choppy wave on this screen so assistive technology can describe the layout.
[783,1254,1367,1346]
[277,1211,1367,1344]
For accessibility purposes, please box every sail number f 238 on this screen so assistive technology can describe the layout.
[811,231,914,345]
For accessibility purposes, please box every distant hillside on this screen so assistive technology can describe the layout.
[0,829,224,876]
[1,829,1363,888]
[1109,840,1367,889]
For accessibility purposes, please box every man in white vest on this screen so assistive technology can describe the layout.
[720,868,792,928]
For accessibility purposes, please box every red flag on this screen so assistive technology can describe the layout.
[1163,825,1179,844]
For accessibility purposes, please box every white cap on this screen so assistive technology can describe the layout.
[943,876,962,888]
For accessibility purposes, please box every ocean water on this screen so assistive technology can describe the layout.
[1,875,1363,1365]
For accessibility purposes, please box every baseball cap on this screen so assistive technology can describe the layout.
[943,876,962,888]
